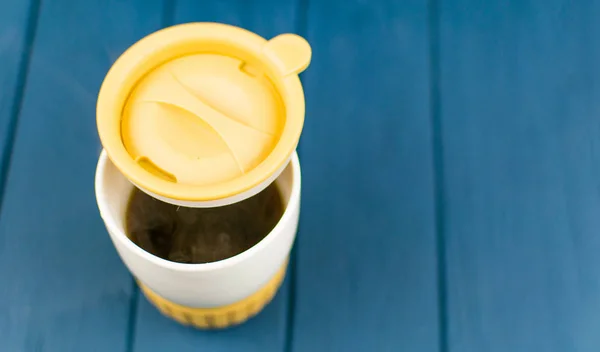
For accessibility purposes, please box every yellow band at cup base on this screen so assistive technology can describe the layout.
[138,260,288,329]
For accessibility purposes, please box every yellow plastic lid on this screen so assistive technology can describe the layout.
[97,23,310,203]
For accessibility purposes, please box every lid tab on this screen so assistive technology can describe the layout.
[263,34,312,77]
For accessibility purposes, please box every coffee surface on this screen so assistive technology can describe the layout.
[126,183,284,264]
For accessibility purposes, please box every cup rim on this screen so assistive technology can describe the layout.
[95,149,300,272]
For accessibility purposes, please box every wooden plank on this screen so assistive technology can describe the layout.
[439,1,600,351]
[0,1,163,351]
[292,0,441,351]
[0,0,36,201]
[169,0,300,39]
[131,1,301,351]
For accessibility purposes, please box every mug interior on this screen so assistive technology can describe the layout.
[96,151,294,264]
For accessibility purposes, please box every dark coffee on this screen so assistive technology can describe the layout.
[126,183,284,264]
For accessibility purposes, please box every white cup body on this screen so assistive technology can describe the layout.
[95,150,300,308]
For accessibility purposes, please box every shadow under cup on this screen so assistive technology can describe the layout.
[95,150,300,328]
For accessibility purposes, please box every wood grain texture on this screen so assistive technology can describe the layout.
[0,1,163,351]
[292,0,440,351]
[130,1,301,351]
[0,0,36,201]
[438,1,600,351]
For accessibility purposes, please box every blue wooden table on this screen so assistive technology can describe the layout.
[1,0,600,351]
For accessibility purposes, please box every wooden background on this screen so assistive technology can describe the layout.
[1,0,599,351]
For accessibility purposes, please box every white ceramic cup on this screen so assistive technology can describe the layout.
[95,149,300,308]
